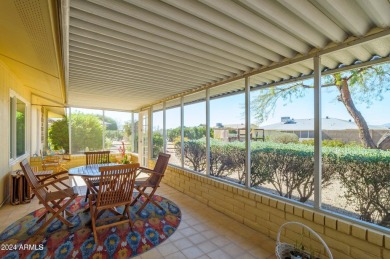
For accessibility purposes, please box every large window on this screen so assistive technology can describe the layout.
[133,113,139,153]
[250,76,314,203]
[166,98,181,167]
[152,104,164,158]
[9,94,27,161]
[210,80,246,184]
[141,61,390,232]
[321,64,390,229]
[183,92,206,173]
[104,111,132,154]
[70,108,103,154]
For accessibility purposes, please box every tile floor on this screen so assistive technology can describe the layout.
[0,182,277,259]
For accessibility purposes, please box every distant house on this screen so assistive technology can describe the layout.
[213,123,263,142]
[262,117,389,144]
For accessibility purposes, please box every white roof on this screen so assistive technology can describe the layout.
[261,118,388,131]
[63,0,390,111]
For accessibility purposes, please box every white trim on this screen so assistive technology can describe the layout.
[163,102,167,153]
[180,97,184,168]
[314,55,322,209]
[9,90,30,166]
[206,89,210,176]
[245,77,251,188]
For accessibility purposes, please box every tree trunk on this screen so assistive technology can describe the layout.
[338,79,377,148]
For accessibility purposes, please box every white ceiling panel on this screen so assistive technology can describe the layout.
[64,0,390,111]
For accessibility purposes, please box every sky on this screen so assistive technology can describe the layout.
[71,80,390,130]
[159,84,390,129]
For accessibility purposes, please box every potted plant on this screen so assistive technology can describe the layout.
[118,141,131,164]
[121,154,130,164]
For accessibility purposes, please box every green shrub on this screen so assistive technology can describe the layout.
[251,142,334,202]
[267,132,299,144]
[301,139,363,148]
[48,118,69,153]
[328,147,390,227]
[210,140,246,183]
[180,139,207,172]
[152,132,164,157]
[176,139,390,226]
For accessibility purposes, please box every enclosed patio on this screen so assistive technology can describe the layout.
[1,0,390,258]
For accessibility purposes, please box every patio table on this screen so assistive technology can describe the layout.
[68,163,119,191]
[68,163,118,177]
[68,163,127,212]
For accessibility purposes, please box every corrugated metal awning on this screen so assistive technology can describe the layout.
[64,0,390,111]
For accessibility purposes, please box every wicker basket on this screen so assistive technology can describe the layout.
[275,222,333,259]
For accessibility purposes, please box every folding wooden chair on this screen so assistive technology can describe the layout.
[20,159,79,234]
[89,164,139,243]
[42,155,65,173]
[131,153,170,214]
[84,151,111,201]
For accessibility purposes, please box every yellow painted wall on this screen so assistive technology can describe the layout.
[0,61,32,205]
[158,163,390,259]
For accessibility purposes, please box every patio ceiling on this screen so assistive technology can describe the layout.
[64,0,390,111]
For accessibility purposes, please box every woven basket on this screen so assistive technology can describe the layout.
[275,222,333,259]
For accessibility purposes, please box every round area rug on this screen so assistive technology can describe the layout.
[0,195,181,258]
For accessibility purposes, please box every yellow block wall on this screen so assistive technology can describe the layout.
[30,153,139,171]
[159,164,390,259]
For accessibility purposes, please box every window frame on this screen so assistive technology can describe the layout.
[9,90,30,165]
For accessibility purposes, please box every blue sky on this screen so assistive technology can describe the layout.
[72,82,390,130]
[160,84,390,129]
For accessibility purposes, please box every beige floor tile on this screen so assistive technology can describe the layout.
[0,183,276,258]
[210,236,232,247]
[222,242,246,257]
[181,246,204,259]
[169,231,185,241]
[248,246,273,258]
[180,226,198,237]
[201,229,219,239]
[207,249,233,259]
[192,223,209,232]
[140,247,163,259]
[197,241,219,254]
[157,242,180,256]
[188,233,207,245]
[236,253,257,259]
[165,251,188,259]
[173,238,194,250]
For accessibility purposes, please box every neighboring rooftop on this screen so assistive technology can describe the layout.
[261,117,389,131]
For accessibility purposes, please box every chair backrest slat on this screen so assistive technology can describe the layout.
[20,159,47,200]
[148,153,170,186]
[85,151,110,165]
[96,164,139,207]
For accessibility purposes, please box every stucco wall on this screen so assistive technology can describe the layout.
[0,61,32,205]
[158,163,390,259]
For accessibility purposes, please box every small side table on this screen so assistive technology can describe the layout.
[9,170,31,205]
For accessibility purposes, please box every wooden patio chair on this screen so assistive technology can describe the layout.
[20,159,79,234]
[30,166,53,199]
[42,155,64,173]
[131,153,170,214]
[84,151,111,201]
[89,163,139,243]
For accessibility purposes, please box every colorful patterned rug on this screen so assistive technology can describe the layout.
[0,195,181,258]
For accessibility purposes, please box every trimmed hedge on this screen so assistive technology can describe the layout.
[175,139,390,227]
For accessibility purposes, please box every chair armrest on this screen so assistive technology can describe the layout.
[137,167,155,175]
[38,170,68,182]
[36,176,70,189]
